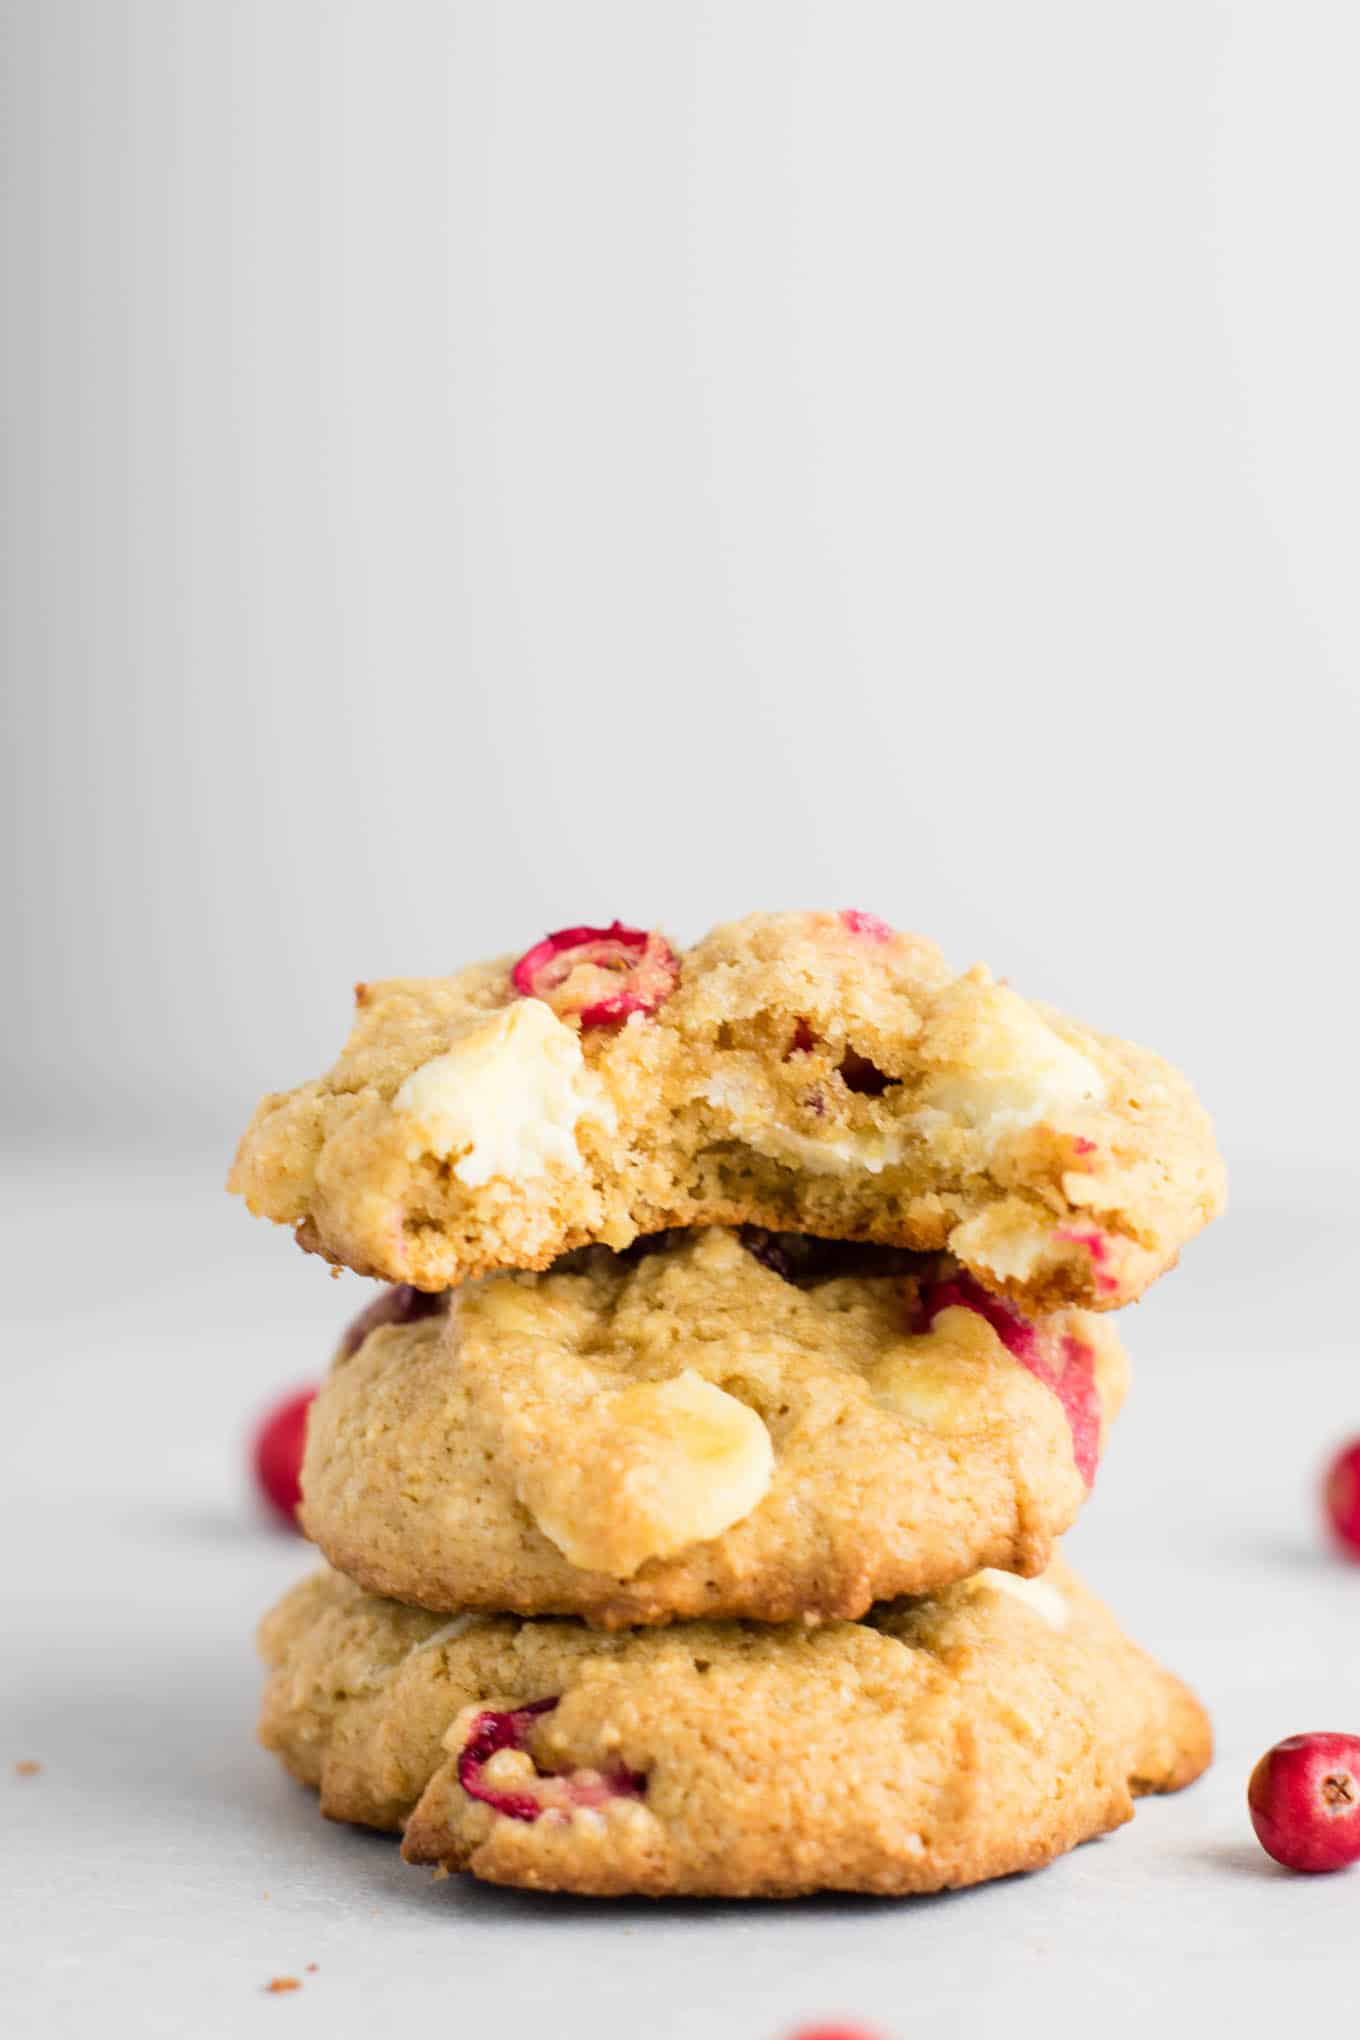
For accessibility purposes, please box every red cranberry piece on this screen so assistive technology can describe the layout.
[457,1699,646,1822]
[335,1283,444,1363]
[917,1273,1100,1484]
[511,922,678,1027]
[786,2028,884,2040]
[838,910,895,942]
[458,1700,561,1822]
[1323,1440,1360,1559]
[251,1386,318,1527]
[1053,1333,1101,1487]
[918,1271,1041,1364]
[1054,1225,1119,1295]
[1248,1734,1360,1872]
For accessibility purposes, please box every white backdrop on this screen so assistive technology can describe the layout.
[5,0,1359,1180]
[7,14,1360,2037]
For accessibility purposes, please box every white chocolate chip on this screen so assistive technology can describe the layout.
[947,1203,1062,1284]
[523,1370,775,1578]
[965,1568,1069,1628]
[871,1315,999,1436]
[393,999,616,1188]
[748,1122,909,1177]
[607,1797,656,1829]
[480,1748,535,1787]
[917,981,1105,1142]
[872,1367,971,1434]
[703,1072,907,1176]
[409,1612,492,1657]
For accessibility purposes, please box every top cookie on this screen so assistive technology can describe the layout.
[230,910,1224,1311]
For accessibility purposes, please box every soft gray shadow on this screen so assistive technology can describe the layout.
[1194,1841,1294,1881]
[12,1630,1095,1925]
[118,1500,295,1546]
[398,1861,1039,1926]
[1231,1535,1349,1576]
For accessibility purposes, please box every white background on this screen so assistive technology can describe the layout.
[3,5,1360,2036]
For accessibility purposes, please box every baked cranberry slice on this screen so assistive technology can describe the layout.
[511,922,679,1027]
[457,1698,646,1822]
[335,1283,444,1363]
[917,1272,1101,1484]
[458,1700,561,1822]
[1051,1332,1102,1488]
[1054,1226,1119,1295]
[917,1271,1038,1362]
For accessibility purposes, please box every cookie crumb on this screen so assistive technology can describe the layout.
[305,1964,318,1973]
[14,1760,42,1777]
[265,1977,301,1995]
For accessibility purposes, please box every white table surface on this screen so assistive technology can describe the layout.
[5,1143,1359,2040]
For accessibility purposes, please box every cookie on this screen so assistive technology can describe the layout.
[257,1559,1211,1898]
[302,1229,1128,1625]
[229,911,1224,1313]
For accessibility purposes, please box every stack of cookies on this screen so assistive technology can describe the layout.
[234,910,1224,1898]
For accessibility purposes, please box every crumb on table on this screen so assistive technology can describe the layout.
[14,1760,42,1777]
[265,1977,301,1995]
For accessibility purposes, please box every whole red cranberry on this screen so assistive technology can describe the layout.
[251,1386,318,1527]
[1323,1439,1360,1558]
[1248,1733,1360,1872]
[785,2026,884,2040]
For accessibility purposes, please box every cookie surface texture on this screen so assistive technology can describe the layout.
[302,1230,1128,1625]
[258,1559,1211,1898]
[230,910,1225,1313]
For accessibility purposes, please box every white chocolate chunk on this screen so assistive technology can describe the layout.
[948,1204,1061,1284]
[871,1308,1005,1436]
[523,1370,774,1578]
[748,1122,909,1177]
[394,999,615,1188]
[918,980,1105,1139]
[872,1364,977,1435]
[965,1568,1069,1628]
[703,1072,907,1176]
[480,1748,535,1787]
[409,1612,493,1657]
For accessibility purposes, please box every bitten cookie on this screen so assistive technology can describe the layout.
[258,1559,1211,1899]
[229,910,1224,1313]
[302,1230,1128,1626]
